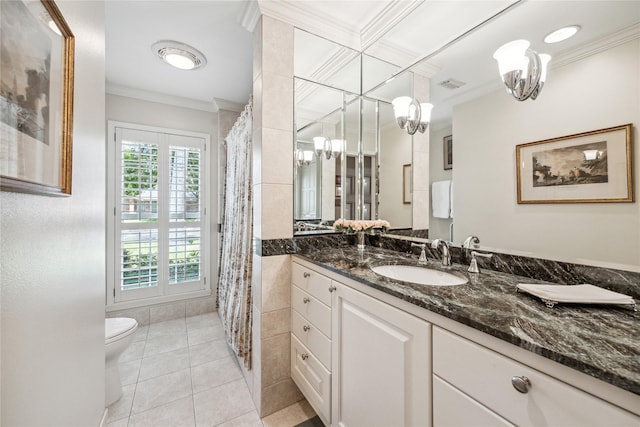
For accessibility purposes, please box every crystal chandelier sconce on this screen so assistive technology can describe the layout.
[493,40,551,102]
[313,136,344,160]
[391,97,433,135]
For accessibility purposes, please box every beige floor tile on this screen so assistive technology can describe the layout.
[191,356,243,394]
[106,417,130,427]
[188,324,226,346]
[106,383,136,423]
[143,331,188,357]
[120,358,142,386]
[128,395,195,427]
[147,318,187,340]
[189,337,233,367]
[261,400,316,427]
[120,340,146,363]
[194,378,256,427]
[132,325,149,342]
[139,346,190,381]
[187,312,222,330]
[131,368,192,414]
[216,410,263,427]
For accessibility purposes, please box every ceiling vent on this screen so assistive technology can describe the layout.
[438,78,466,90]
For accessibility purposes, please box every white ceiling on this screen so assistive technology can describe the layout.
[105,0,640,117]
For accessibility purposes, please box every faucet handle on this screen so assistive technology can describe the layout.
[468,251,493,273]
[411,243,427,265]
[462,235,480,249]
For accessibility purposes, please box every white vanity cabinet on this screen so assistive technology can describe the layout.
[432,326,639,427]
[331,280,431,427]
[291,262,334,425]
[291,259,639,427]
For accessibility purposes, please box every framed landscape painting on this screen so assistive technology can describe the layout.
[0,0,74,196]
[516,124,633,204]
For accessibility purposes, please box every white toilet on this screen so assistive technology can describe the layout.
[105,317,138,406]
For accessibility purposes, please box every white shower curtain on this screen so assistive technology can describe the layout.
[218,100,253,368]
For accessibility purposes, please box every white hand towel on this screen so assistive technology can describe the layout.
[449,180,454,218]
[432,180,451,219]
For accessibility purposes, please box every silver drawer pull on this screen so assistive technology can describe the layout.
[301,353,309,360]
[511,376,531,393]
[303,272,311,278]
[303,325,310,332]
[329,285,337,293]
[303,297,310,304]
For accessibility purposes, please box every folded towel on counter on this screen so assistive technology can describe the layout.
[516,283,635,306]
[432,180,451,219]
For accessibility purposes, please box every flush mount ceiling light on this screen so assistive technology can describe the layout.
[151,40,207,70]
[544,25,580,44]
[391,97,433,135]
[493,40,551,102]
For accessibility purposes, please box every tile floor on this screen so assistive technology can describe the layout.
[107,312,317,427]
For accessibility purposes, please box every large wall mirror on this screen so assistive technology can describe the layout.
[295,2,640,272]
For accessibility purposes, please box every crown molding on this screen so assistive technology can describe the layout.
[257,0,362,50]
[214,98,246,113]
[360,0,424,51]
[106,83,219,112]
[551,22,640,69]
[239,0,261,32]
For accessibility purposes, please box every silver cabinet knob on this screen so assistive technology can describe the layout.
[511,376,531,393]
[301,353,309,360]
[303,272,310,278]
[329,285,337,293]
[303,325,310,332]
[303,297,310,304]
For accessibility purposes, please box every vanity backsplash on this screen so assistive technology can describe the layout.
[254,233,640,299]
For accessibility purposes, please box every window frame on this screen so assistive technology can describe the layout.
[106,121,211,309]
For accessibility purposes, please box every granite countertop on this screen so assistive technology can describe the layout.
[294,246,640,396]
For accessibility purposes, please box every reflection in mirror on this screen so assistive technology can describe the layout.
[294,28,360,94]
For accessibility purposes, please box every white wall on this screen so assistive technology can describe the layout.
[1,1,107,425]
[380,124,412,228]
[454,39,640,269]
[106,94,220,305]
[429,125,453,240]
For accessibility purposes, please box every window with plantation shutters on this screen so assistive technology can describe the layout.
[107,122,210,305]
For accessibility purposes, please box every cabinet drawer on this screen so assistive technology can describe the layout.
[291,334,331,425]
[292,309,331,369]
[292,262,332,306]
[433,327,638,426]
[433,375,514,427]
[292,285,331,338]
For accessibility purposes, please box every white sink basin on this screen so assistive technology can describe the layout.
[371,265,468,286]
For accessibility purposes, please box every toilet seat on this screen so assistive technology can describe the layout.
[105,317,138,345]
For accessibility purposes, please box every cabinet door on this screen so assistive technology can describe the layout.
[332,281,431,427]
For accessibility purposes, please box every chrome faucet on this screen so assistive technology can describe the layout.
[431,239,451,267]
[468,251,493,273]
[411,243,428,265]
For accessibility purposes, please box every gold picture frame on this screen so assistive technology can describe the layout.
[516,124,633,204]
[0,0,75,196]
[403,163,412,204]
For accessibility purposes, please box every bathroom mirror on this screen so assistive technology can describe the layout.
[294,28,421,234]
[366,0,640,270]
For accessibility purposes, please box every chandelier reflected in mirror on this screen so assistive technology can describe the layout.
[391,97,433,135]
[313,137,344,160]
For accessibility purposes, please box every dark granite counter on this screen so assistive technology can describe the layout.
[294,246,640,396]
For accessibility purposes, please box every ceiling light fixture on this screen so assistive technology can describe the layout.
[544,25,580,44]
[391,97,433,135]
[151,40,207,70]
[493,40,551,102]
